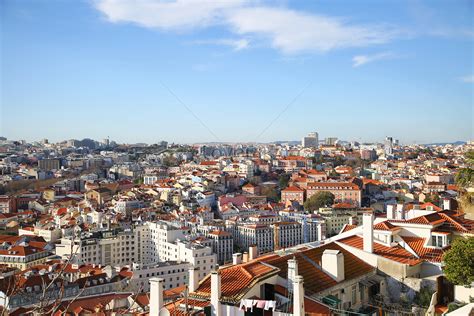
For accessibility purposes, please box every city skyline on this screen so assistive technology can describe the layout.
[2,0,473,144]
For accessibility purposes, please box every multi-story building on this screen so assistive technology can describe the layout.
[38,158,61,171]
[227,223,274,254]
[307,181,362,207]
[227,217,325,254]
[145,222,217,280]
[317,208,364,236]
[302,132,319,148]
[127,261,190,291]
[0,235,53,270]
[273,156,313,172]
[56,228,142,266]
[281,185,305,204]
[325,137,338,146]
[0,195,12,213]
[273,221,303,249]
[207,230,233,265]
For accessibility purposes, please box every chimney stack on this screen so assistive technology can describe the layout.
[149,278,164,316]
[348,216,356,226]
[396,204,404,219]
[386,204,395,220]
[321,249,345,282]
[249,245,258,261]
[232,253,242,265]
[293,275,305,316]
[287,257,298,293]
[363,212,374,253]
[443,198,451,211]
[211,267,222,316]
[242,252,249,263]
[188,266,199,292]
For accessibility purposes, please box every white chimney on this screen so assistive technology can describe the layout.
[293,275,305,316]
[287,257,298,293]
[232,253,242,265]
[211,267,221,316]
[396,203,404,219]
[249,245,258,261]
[149,277,164,316]
[348,216,356,226]
[443,198,451,211]
[321,249,345,282]
[386,204,395,220]
[188,266,199,292]
[363,212,374,253]
[242,252,249,263]
[318,223,324,241]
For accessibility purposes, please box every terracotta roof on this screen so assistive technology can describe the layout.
[374,221,399,231]
[282,186,304,192]
[338,235,421,266]
[208,230,231,237]
[261,242,374,295]
[200,161,218,166]
[332,203,355,209]
[307,182,360,190]
[340,224,357,233]
[55,292,131,314]
[164,285,187,299]
[401,236,446,263]
[274,284,331,315]
[192,261,278,303]
[164,298,209,315]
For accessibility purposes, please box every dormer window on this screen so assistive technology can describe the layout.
[431,233,450,248]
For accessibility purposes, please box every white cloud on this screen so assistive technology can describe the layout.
[227,7,395,54]
[93,0,398,54]
[94,0,246,31]
[352,52,394,67]
[193,38,249,51]
[460,75,474,83]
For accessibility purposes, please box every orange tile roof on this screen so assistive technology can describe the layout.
[261,242,374,295]
[282,186,304,192]
[401,236,446,263]
[164,298,209,315]
[192,261,278,303]
[208,230,231,237]
[341,224,357,233]
[307,182,360,190]
[274,284,331,315]
[333,203,355,209]
[338,235,421,266]
[374,221,399,231]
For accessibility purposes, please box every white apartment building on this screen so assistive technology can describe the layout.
[56,222,218,283]
[226,223,274,254]
[226,218,325,254]
[56,227,145,266]
[128,261,190,291]
[145,222,217,280]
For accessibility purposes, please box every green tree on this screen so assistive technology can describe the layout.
[443,237,474,286]
[261,186,279,202]
[456,150,474,188]
[424,194,440,205]
[414,285,435,307]
[278,174,290,189]
[304,191,335,211]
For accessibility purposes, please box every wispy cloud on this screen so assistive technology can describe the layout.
[93,0,399,54]
[460,75,474,83]
[352,52,395,67]
[192,38,249,51]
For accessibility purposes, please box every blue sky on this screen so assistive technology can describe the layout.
[1,0,473,144]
